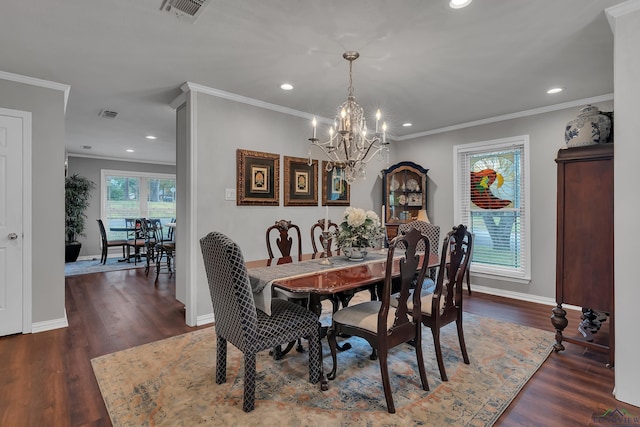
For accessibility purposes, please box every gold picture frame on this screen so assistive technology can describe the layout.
[236,149,279,206]
[284,156,318,206]
[322,161,350,206]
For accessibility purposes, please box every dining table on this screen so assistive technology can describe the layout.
[246,249,439,390]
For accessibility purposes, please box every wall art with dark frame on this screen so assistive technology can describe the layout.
[321,161,350,206]
[236,149,279,206]
[284,156,318,206]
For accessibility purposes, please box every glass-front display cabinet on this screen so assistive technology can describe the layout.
[381,161,429,239]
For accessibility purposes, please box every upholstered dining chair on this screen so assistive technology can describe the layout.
[199,231,321,412]
[96,219,127,265]
[395,224,473,382]
[310,218,339,257]
[398,220,440,280]
[327,227,431,414]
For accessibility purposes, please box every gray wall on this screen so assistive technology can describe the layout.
[394,100,613,300]
[67,156,176,257]
[0,78,66,324]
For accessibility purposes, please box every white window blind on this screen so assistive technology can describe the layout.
[454,136,530,281]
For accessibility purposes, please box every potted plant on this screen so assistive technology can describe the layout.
[65,173,96,262]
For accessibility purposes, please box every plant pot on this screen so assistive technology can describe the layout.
[343,247,368,261]
[65,242,82,263]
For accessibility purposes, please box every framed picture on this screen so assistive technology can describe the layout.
[284,156,318,206]
[322,161,350,206]
[236,149,279,206]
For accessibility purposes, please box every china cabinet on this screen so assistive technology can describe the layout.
[552,144,614,366]
[381,161,428,239]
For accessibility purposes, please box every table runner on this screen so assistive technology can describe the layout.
[248,250,392,315]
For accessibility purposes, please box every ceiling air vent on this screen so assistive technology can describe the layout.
[99,109,118,119]
[160,0,209,22]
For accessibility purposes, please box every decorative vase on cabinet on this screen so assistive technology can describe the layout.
[381,161,429,240]
[564,105,612,148]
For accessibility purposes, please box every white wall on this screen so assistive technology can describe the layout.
[610,0,640,408]
[394,101,613,300]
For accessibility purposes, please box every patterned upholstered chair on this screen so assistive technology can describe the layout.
[327,228,431,413]
[398,220,440,281]
[199,232,321,412]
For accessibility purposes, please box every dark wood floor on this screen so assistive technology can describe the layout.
[0,269,636,426]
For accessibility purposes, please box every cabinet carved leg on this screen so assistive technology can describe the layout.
[551,304,568,352]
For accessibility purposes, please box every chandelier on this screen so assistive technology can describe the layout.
[308,51,389,183]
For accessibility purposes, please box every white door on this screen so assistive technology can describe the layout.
[0,113,24,336]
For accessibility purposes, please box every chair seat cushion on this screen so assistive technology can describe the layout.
[127,238,146,246]
[390,279,444,316]
[255,298,318,349]
[332,301,396,333]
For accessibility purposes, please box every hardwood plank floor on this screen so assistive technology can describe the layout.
[0,269,636,426]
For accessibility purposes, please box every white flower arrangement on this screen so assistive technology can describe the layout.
[334,207,385,249]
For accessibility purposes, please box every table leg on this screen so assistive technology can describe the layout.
[308,294,328,391]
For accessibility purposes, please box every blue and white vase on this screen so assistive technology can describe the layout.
[343,247,368,261]
[564,105,612,147]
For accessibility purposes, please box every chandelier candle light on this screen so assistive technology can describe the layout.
[309,51,390,183]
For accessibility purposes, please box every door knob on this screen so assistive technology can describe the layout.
[8,233,18,240]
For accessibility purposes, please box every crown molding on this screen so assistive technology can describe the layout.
[0,70,71,113]
[606,0,640,32]
[67,152,176,166]
[396,93,614,141]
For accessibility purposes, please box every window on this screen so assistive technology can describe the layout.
[101,170,176,239]
[453,135,530,281]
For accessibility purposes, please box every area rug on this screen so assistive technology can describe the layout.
[92,312,554,426]
[65,257,146,276]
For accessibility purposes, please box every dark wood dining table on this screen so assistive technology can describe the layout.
[246,250,439,390]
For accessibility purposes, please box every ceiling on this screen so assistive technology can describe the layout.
[0,0,624,165]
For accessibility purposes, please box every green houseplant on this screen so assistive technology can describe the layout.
[65,173,96,262]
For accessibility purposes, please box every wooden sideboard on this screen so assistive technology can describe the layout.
[551,144,614,366]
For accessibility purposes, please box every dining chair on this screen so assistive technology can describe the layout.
[400,224,473,382]
[265,219,309,357]
[96,219,127,265]
[310,218,339,257]
[153,220,175,284]
[199,231,321,412]
[125,218,146,264]
[398,220,440,280]
[327,227,430,414]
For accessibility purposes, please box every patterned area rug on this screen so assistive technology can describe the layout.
[65,257,146,276]
[92,312,554,426]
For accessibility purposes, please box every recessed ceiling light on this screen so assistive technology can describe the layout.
[402,123,413,127]
[547,87,564,94]
[449,0,472,9]
[126,149,134,153]
[145,135,157,140]
[280,83,294,91]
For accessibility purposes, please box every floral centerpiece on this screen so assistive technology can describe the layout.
[334,207,385,260]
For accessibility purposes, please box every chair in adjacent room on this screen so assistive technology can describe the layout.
[125,218,146,264]
[96,219,127,265]
[310,218,339,257]
[153,220,175,284]
[413,224,473,382]
[327,227,430,414]
[199,231,321,412]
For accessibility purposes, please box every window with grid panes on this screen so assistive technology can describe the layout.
[453,135,530,281]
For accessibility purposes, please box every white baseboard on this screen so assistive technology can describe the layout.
[196,313,215,326]
[31,310,69,333]
[471,284,581,311]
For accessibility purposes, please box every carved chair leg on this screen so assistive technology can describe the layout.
[456,317,470,364]
[431,328,448,382]
[327,326,339,380]
[414,326,430,391]
[378,348,395,414]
